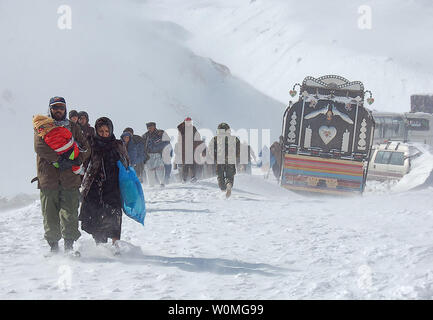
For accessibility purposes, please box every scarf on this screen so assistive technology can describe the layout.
[92,134,116,152]
[54,119,70,128]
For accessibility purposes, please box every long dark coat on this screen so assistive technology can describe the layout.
[176,122,205,165]
[79,135,129,242]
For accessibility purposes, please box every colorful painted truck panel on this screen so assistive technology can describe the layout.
[280,75,375,195]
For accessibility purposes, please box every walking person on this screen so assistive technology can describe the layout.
[34,96,91,255]
[175,117,203,183]
[78,111,95,171]
[78,111,95,143]
[142,122,170,187]
[79,117,129,254]
[122,127,146,183]
[120,130,146,182]
[270,136,283,180]
[68,110,79,124]
[208,123,240,198]
[164,142,173,185]
[238,141,257,175]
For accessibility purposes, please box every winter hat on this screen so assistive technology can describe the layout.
[217,122,231,135]
[146,122,156,128]
[217,123,230,130]
[69,110,79,118]
[49,96,66,108]
[48,96,67,120]
[33,114,56,138]
[121,131,132,141]
[123,127,134,135]
[95,117,114,136]
[78,111,89,122]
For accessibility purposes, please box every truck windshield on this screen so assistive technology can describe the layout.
[389,152,405,165]
[374,151,405,166]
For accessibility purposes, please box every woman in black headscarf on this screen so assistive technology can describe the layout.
[79,117,129,251]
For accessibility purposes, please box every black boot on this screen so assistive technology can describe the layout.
[64,239,81,257]
[64,239,74,252]
[48,241,59,253]
[93,234,108,245]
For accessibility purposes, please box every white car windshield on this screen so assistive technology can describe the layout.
[374,151,405,166]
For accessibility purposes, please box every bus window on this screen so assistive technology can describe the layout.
[407,118,430,131]
[375,117,385,139]
[392,117,405,136]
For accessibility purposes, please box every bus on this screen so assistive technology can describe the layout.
[372,111,433,146]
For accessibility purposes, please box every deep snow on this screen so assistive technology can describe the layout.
[2,168,433,299]
[2,0,433,300]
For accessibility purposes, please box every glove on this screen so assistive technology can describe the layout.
[55,157,80,171]
[58,158,73,171]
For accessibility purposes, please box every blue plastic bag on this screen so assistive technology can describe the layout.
[117,160,146,225]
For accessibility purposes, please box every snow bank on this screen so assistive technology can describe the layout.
[393,151,433,192]
[0,193,39,212]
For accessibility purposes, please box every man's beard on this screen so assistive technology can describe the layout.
[52,111,65,121]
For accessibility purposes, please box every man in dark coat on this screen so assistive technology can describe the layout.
[175,117,204,183]
[78,111,95,171]
[142,122,170,187]
[123,128,147,183]
[78,111,95,142]
[68,110,79,124]
[120,128,145,182]
[238,142,257,175]
[270,136,283,180]
[208,123,240,198]
[34,96,91,254]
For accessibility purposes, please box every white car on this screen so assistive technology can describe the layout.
[367,141,421,181]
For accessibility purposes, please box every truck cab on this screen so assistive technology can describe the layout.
[280,75,375,195]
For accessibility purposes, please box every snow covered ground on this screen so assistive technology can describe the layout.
[2,169,433,299]
[2,0,433,300]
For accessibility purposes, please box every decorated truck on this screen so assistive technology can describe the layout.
[280,75,375,195]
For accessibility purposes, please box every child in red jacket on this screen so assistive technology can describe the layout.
[33,115,84,175]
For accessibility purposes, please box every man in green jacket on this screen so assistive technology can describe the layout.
[34,96,91,254]
[208,123,240,198]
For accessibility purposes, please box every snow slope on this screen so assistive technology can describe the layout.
[0,0,284,197]
[146,0,433,111]
[2,174,433,299]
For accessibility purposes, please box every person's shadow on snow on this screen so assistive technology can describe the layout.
[79,241,294,277]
